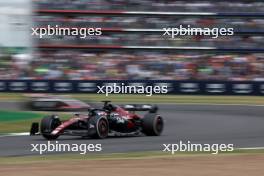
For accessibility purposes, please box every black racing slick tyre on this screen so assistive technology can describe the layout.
[89,116,109,139]
[40,115,61,140]
[142,113,164,136]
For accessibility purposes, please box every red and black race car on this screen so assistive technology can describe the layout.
[30,101,164,139]
[24,94,90,111]
[29,98,90,111]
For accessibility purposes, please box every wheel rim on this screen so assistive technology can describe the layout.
[98,119,108,138]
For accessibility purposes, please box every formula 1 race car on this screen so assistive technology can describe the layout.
[30,101,164,139]
[29,97,90,111]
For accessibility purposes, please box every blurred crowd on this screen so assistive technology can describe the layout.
[33,2,264,48]
[34,14,264,48]
[38,33,263,49]
[5,0,259,81]
[35,0,264,12]
[35,16,264,32]
[1,51,264,81]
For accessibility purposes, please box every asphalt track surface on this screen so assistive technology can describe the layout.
[1,102,264,156]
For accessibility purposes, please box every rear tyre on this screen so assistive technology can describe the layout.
[40,115,61,140]
[142,113,164,136]
[89,116,109,139]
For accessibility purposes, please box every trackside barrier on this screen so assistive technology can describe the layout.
[0,80,263,95]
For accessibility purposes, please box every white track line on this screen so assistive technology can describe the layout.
[0,133,264,151]
[0,132,29,137]
[237,147,264,150]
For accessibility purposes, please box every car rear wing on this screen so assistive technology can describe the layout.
[123,104,158,113]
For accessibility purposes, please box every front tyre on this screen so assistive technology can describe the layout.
[142,113,164,136]
[40,115,61,140]
[89,116,109,139]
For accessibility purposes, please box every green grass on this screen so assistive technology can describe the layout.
[0,149,263,165]
[0,111,71,133]
[0,111,43,122]
[0,119,39,133]
[0,110,44,133]
[0,93,264,105]
[0,93,26,101]
[73,94,264,104]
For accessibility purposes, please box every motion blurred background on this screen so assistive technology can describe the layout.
[0,0,264,81]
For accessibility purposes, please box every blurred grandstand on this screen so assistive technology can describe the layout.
[0,0,264,81]
[1,51,264,81]
[35,0,264,12]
